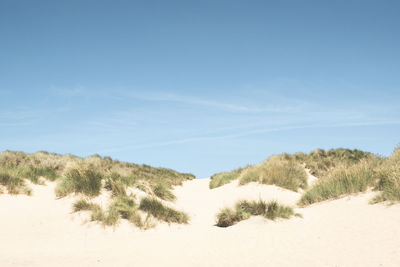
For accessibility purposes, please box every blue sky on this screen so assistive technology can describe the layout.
[1,0,399,177]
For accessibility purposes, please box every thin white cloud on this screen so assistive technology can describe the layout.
[98,119,400,154]
[50,85,87,96]
[120,91,301,113]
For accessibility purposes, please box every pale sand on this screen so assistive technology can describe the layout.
[1,179,400,267]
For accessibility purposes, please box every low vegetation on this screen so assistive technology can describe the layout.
[209,168,244,189]
[210,155,308,192]
[216,199,300,227]
[0,150,193,229]
[210,148,373,191]
[239,156,308,191]
[288,148,374,178]
[298,159,378,206]
[0,151,194,198]
[0,151,194,196]
[73,195,145,228]
[370,148,400,204]
[73,194,189,228]
[152,182,176,201]
[139,197,189,224]
[210,146,400,207]
[0,171,31,195]
[55,169,103,197]
[299,145,400,206]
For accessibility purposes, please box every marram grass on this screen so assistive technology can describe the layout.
[298,160,378,206]
[209,148,373,191]
[216,199,300,227]
[0,150,194,199]
[139,197,189,224]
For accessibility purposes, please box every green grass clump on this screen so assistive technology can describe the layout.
[139,197,189,224]
[55,169,103,197]
[209,168,244,189]
[215,207,248,227]
[73,198,96,211]
[290,148,373,178]
[370,149,400,204]
[209,148,373,191]
[105,173,127,197]
[298,160,378,206]
[209,156,307,192]
[73,195,143,227]
[23,167,58,183]
[109,195,142,226]
[0,150,194,197]
[216,199,299,227]
[238,156,307,192]
[0,171,31,195]
[152,182,176,201]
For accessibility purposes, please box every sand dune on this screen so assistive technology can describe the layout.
[1,178,400,266]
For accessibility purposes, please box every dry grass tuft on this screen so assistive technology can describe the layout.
[298,159,378,206]
[55,168,103,197]
[216,199,300,227]
[209,168,244,189]
[0,171,31,195]
[139,197,189,224]
[210,148,373,191]
[239,155,307,191]
[370,148,400,204]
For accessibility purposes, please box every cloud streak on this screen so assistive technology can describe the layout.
[119,91,302,113]
[97,119,400,154]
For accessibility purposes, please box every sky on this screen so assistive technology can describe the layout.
[1,0,399,178]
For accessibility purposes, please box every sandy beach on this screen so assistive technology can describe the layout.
[1,178,400,267]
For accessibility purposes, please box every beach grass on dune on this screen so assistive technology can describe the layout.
[0,171,32,195]
[298,144,400,206]
[74,195,189,227]
[55,168,103,197]
[0,151,193,229]
[209,155,308,192]
[216,199,300,227]
[209,148,373,191]
[239,155,308,191]
[73,198,95,211]
[289,148,374,178]
[209,167,244,189]
[73,195,144,227]
[298,159,378,206]
[139,197,189,224]
[370,149,400,204]
[105,174,127,197]
[0,150,195,198]
[151,182,176,201]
